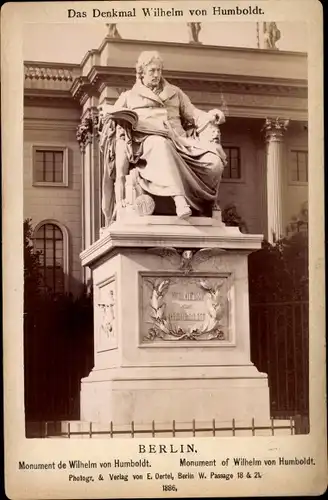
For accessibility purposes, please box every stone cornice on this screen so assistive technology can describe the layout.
[24,89,81,109]
[73,65,307,101]
[80,223,263,268]
[23,53,308,116]
[70,75,99,104]
[24,118,79,131]
[23,78,307,121]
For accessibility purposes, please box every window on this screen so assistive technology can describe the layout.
[286,202,308,235]
[290,150,308,183]
[222,147,241,180]
[34,223,66,293]
[33,146,68,186]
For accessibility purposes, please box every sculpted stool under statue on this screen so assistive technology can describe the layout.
[79,50,275,430]
[99,50,227,226]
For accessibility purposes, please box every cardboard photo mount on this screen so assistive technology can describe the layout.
[1,1,327,498]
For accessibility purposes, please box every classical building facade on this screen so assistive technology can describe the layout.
[24,36,308,295]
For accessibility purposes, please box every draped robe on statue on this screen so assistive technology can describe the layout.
[100,79,225,223]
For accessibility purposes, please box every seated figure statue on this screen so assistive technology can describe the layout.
[99,50,227,226]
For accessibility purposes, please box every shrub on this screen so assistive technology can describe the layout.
[248,230,308,303]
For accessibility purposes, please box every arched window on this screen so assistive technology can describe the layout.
[34,222,69,294]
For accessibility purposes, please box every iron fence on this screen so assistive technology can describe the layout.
[24,297,309,430]
[250,301,309,430]
[26,417,302,439]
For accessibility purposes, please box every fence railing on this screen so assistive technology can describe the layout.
[26,417,302,439]
[250,301,309,423]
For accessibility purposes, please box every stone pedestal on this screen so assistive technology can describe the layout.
[80,217,270,424]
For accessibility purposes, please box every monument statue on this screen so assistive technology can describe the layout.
[80,50,273,430]
[187,22,202,44]
[106,23,121,39]
[263,22,281,50]
[99,51,227,227]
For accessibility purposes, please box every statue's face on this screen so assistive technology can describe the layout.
[142,62,162,88]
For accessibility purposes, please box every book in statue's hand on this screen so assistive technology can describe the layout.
[104,108,139,128]
[101,106,170,137]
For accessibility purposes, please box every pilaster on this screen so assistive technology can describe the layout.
[76,104,101,286]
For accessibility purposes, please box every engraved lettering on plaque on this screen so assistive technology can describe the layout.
[141,276,231,342]
[96,280,117,352]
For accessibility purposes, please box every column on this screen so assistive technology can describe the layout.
[256,147,268,237]
[263,117,289,243]
[76,108,100,288]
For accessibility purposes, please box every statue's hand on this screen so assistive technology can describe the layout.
[207,109,225,125]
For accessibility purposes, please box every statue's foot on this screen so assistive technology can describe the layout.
[177,206,192,219]
[174,195,192,219]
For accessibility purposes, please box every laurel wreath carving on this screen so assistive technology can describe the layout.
[144,278,225,342]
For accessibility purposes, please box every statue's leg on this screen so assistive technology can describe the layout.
[115,139,130,208]
[102,171,115,227]
[140,135,192,218]
[202,152,225,212]
[214,158,224,214]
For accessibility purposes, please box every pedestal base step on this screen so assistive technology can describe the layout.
[80,365,271,424]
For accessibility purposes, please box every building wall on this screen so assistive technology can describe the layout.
[24,105,83,295]
[219,118,308,236]
[283,125,308,229]
[219,119,265,234]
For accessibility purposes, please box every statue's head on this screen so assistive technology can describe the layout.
[136,51,164,88]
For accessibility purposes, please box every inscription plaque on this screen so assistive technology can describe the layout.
[141,275,232,343]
